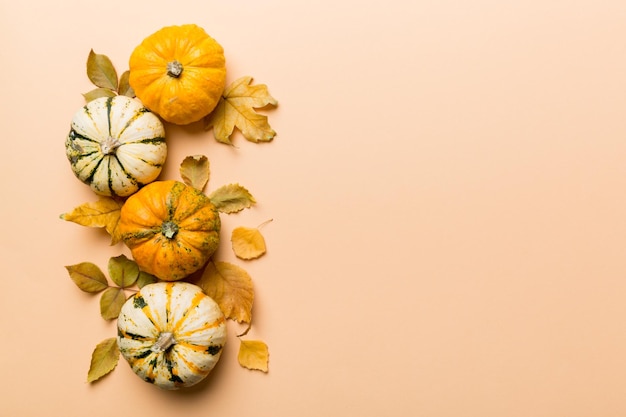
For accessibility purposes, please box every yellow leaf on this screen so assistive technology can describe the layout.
[65,262,108,293]
[86,49,118,91]
[180,155,210,191]
[197,261,254,323]
[60,197,123,245]
[238,340,269,372]
[205,76,277,145]
[87,337,120,383]
[231,226,267,260]
[100,287,126,320]
[209,183,256,214]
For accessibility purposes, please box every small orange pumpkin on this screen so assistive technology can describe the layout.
[129,24,227,125]
[119,180,220,281]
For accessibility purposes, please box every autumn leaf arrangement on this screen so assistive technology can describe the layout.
[60,24,277,388]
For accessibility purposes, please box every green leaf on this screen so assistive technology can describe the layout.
[87,49,118,90]
[137,271,158,288]
[83,87,116,103]
[118,70,135,97]
[87,337,120,383]
[100,287,126,320]
[209,183,256,214]
[108,255,139,288]
[65,262,108,293]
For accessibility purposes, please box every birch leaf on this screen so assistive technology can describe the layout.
[118,70,134,97]
[238,340,269,372]
[209,183,256,214]
[87,338,120,383]
[205,76,277,145]
[108,254,139,288]
[60,197,123,245]
[86,49,118,91]
[232,226,267,260]
[197,261,254,323]
[180,155,210,191]
[100,287,126,320]
[83,87,116,102]
[65,262,108,293]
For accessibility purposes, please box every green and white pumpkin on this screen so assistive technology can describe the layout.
[117,282,227,390]
[65,96,167,197]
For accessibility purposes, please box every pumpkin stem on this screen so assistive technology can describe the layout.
[100,136,121,155]
[161,221,179,239]
[151,332,176,352]
[166,60,183,78]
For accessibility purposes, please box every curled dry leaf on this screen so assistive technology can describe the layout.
[197,261,254,323]
[87,337,120,383]
[231,226,268,260]
[209,183,256,214]
[205,76,277,145]
[60,197,124,245]
[100,287,126,320]
[180,155,210,191]
[238,340,269,372]
[108,254,139,288]
[65,262,108,293]
[86,49,118,91]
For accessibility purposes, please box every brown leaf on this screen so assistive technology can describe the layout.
[65,262,108,293]
[60,197,123,245]
[231,226,267,260]
[197,261,254,323]
[208,183,256,214]
[238,340,269,372]
[82,87,116,102]
[180,155,210,191]
[108,255,139,288]
[100,287,126,320]
[87,337,120,383]
[118,70,135,97]
[86,49,118,91]
[204,76,277,145]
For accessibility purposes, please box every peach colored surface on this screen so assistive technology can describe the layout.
[2,0,626,415]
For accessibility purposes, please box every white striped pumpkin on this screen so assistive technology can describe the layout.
[117,282,226,389]
[65,96,167,197]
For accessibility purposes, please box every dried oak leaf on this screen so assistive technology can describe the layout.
[238,340,269,372]
[180,155,210,191]
[231,226,268,260]
[209,183,256,214]
[87,337,120,383]
[196,261,254,323]
[60,197,124,245]
[205,76,277,145]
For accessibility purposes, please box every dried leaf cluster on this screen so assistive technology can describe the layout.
[63,50,278,384]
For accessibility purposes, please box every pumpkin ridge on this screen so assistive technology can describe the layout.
[170,346,205,376]
[116,106,152,138]
[176,315,226,339]
[171,290,205,334]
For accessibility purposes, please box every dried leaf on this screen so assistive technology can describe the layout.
[100,287,126,320]
[137,271,158,288]
[87,337,120,383]
[197,261,254,323]
[209,183,256,214]
[231,227,267,260]
[108,255,139,288]
[65,262,108,293]
[83,87,116,102]
[180,155,210,191]
[118,70,135,97]
[60,197,123,245]
[86,49,118,91]
[205,76,277,145]
[238,340,269,372]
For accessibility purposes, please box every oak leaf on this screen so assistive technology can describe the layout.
[197,261,254,323]
[205,76,277,145]
[60,197,124,245]
[209,183,256,214]
[87,337,120,383]
[238,340,269,372]
[65,262,108,293]
[231,226,268,260]
[180,155,210,191]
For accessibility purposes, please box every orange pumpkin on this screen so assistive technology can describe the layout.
[119,180,220,281]
[128,24,227,125]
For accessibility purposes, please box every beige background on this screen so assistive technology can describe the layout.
[2,0,626,415]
